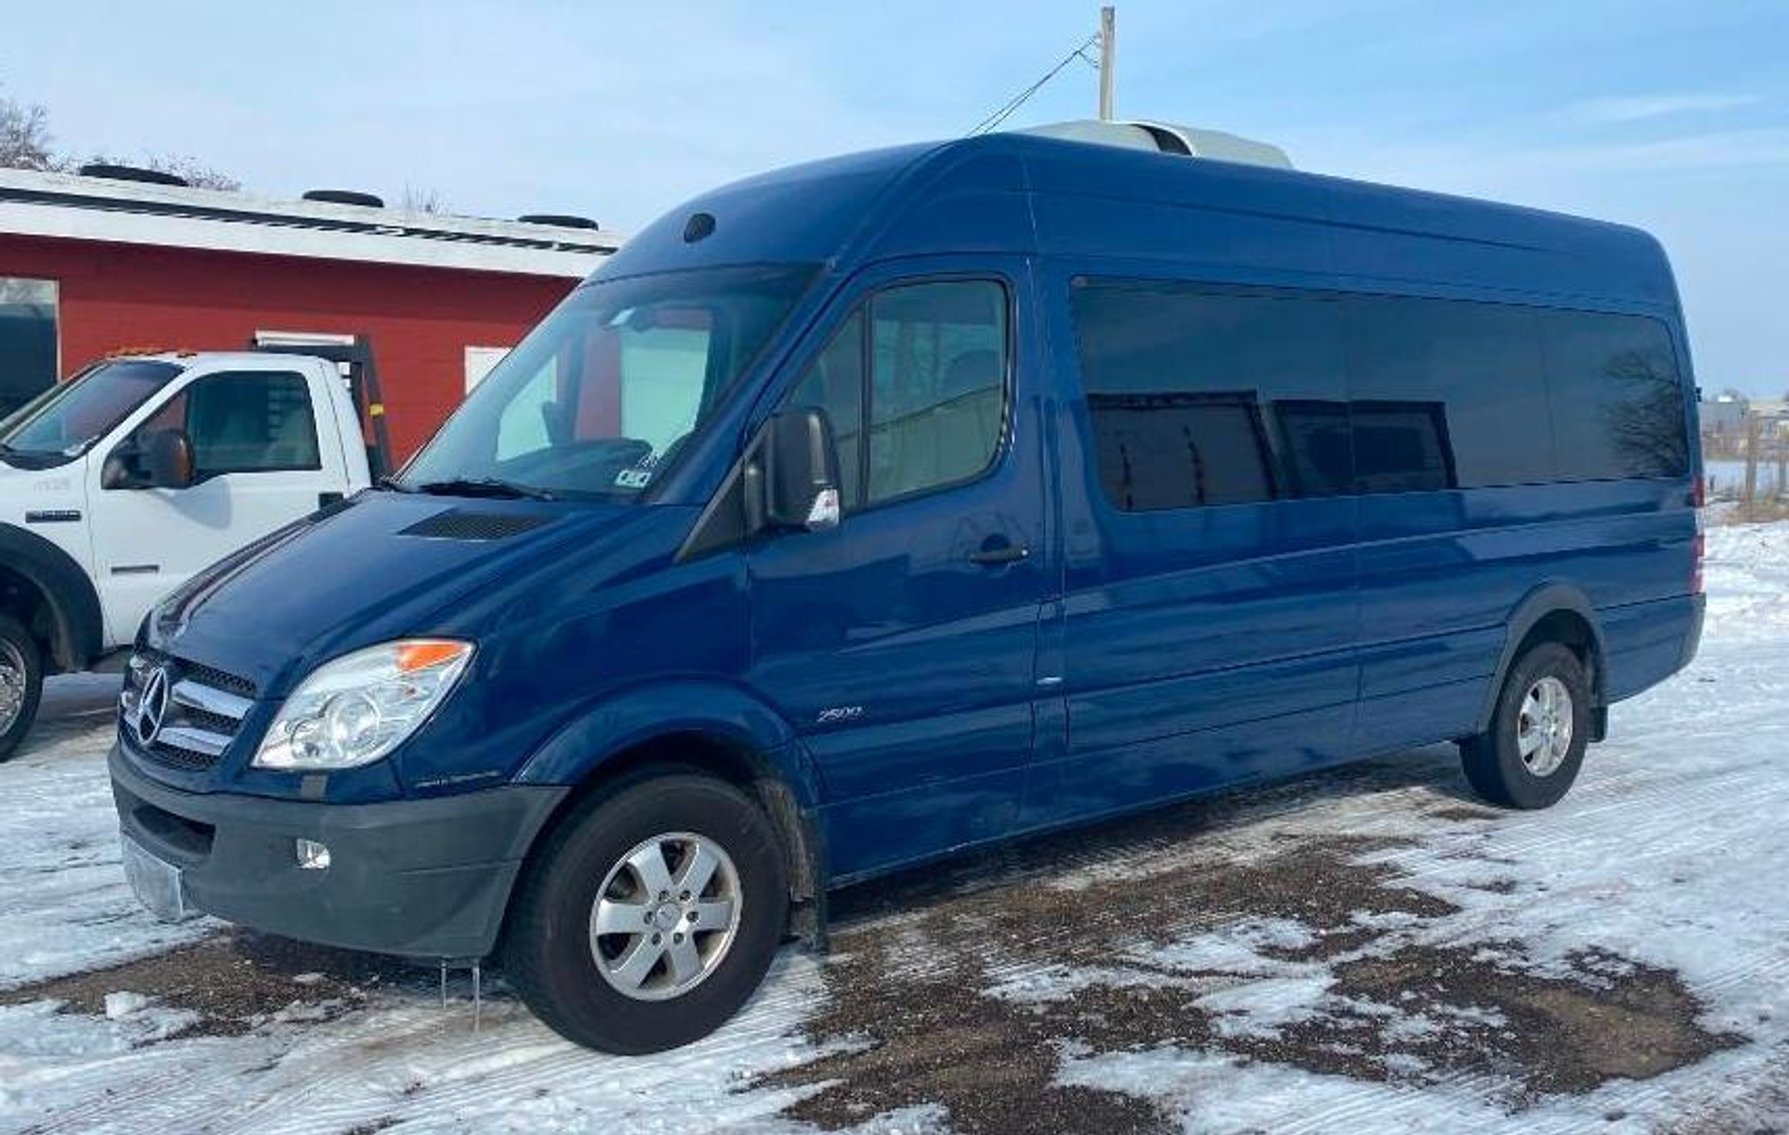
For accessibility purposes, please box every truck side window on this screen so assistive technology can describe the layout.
[785,280,1008,510]
[145,370,321,477]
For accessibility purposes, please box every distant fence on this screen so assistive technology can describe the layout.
[1702,410,1787,517]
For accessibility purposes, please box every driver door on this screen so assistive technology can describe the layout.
[87,364,347,644]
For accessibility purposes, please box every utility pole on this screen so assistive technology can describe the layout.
[1098,6,1116,121]
[1743,410,1762,513]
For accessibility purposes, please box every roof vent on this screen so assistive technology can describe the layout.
[1014,120,1294,170]
[78,162,190,187]
[303,189,386,208]
[517,213,600,230]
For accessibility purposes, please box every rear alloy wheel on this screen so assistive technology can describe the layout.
[1461,642,1590,809]
[504,773,788,1054]
[0,614,44,762]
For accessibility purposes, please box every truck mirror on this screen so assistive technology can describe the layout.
[145,428,196,489]
[100,452,136,490]
[757,408,843,533]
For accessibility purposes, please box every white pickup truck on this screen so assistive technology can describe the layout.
[0,350,377,756]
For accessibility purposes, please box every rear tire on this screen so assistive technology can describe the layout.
[503,772,789,1054]
[0,615,44,762]
[1460,642,1590,809]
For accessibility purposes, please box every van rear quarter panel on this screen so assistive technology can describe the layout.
[1023,153,1697,821]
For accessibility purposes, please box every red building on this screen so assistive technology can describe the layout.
[0,167,617,458]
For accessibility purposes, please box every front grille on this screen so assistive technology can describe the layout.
[122,652,257,772]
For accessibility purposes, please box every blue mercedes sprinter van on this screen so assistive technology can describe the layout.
[110,127,1704,1053]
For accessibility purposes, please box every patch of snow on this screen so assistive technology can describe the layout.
[0,675,213,992]
[102,991,150,1020]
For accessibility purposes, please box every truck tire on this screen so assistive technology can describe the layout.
[0,614,44,761]
[1460,642,1590,810]
[503,771,789,1054]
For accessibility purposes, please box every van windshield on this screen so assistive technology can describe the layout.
[397,264,816,501]
[0,359,183,469]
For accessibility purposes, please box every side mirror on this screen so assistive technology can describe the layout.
[752,408,842,533]
[144,428,196,489]
[100,451,136,490]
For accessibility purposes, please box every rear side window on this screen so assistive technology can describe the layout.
[1542,311,1688,480]
[1070,277,1691,510]
[1346,297,1551,491]
[1070,280,1352,511]
[785,280,1008,509]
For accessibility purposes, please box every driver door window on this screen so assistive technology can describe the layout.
[136,370,320,479]
[785,279,1008,510]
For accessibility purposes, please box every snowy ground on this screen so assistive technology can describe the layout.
[2,525,1786,1134]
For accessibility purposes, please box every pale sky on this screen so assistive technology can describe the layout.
[4,0,1784,394]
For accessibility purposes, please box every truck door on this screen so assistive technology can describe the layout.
[86,360,350,644]
[745,260,1054,880]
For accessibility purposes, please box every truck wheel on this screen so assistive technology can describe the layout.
[1460,642,1590,810]
[503,772,789,1054]
[0,614,44,762]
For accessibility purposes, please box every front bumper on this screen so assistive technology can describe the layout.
[110,746,567,960]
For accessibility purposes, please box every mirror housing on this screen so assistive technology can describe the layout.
[144,428,196,489]
[754,408,842,533]
[100,451,136,490]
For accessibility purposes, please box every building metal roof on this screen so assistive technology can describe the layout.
[0,167,620,278]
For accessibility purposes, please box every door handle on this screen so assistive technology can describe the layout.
[969,541,1030,566]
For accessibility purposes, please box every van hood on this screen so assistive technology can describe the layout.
[143,490,672,696]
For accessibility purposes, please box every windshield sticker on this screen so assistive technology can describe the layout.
[614,467,654,489]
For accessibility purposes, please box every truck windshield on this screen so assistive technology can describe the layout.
[397,264,816,500]
[0,359,183,469]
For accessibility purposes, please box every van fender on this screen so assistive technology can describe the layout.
[511,679,816,800]
[0,523,106,671]
[510,680,831,945]
[1475,581,1606,735]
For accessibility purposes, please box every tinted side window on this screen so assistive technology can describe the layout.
[1345,297,1550,491]
[1543,311,1687,480]
[867,281,1007,502]
[1070,280,1352,511]
[156,371,320,475]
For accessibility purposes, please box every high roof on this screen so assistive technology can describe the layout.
[599,131,1675,310]
[0,166,621,278]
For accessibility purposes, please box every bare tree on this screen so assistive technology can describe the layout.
[400,184,449,214]
[142,154,241,192]
[0,90,57,171]
[1604,348,1691,478]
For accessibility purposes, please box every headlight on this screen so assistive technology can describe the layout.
[252,640,473,771]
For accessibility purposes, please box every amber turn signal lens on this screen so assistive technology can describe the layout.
[396,640,471,674]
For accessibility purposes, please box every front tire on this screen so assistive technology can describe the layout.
[1460,642,1590,809]
[0,614,44,762]
[503,772,789,1054]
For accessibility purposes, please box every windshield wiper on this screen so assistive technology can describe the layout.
[407,477,559,501]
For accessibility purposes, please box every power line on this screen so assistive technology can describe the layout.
[967,33,1101,137]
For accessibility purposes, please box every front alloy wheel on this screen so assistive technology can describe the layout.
[591,832,743,1002]
[504,772,789,1054]
[0,614,44,761]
